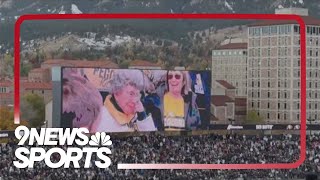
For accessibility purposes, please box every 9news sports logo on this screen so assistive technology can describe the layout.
[13,126,112,169]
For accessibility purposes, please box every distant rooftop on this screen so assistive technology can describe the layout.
[22,82,52,90]
[216,80,236,89]
[216,43,247,50]
[0,81,12,87]
[29,68,50,73]
[129,60,160,67]
[211,95,234,106]
[235,98,247,106]
[248,16,320,27]
[275,7,308,16]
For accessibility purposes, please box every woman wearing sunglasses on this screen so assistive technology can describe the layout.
[163,70,201,131]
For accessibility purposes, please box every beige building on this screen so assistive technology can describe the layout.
[21,82,52,103]
[212,43,248,97]
[0,80,13,107]
[247,8,320,124]
[28,68,51,83]
[211,80,247,124]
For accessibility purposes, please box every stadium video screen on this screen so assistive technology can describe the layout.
[61,67,211,133]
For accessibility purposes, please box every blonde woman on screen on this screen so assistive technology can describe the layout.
[163,70,200,131]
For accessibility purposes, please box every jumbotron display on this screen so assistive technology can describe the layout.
[61,67,211,133]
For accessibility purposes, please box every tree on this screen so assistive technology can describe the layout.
[0,54,13,78]
[21,93,45,128]
[21,63,33,77]
[245,110,264,124]
[0,107,28,130]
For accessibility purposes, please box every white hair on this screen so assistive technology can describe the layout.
[107,69,145,94]
[62,68,103,128]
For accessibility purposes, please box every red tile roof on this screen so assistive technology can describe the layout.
[20,77,29,82]
[0,93,13,98]
[0,81,12,87]
[129,60,160,67]
[216,80,236,89]
[22,82,52,90]
[211,95,234,106]
[29,68,50,73]
[217,43,247,50]
[211,114,219,121]
[248,16,320,27]
[235,98,247,106]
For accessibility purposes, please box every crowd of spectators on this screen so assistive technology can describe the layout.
[0,132,319,180]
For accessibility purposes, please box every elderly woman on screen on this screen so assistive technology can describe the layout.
[91,69,156,133]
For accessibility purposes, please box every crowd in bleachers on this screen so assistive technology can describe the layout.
[0,133,319,180]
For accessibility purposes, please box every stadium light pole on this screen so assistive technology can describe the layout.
[228,118,235,134]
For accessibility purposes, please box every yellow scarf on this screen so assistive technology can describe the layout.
[104,95,135,125]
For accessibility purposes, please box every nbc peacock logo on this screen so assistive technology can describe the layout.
[89,132,113,146]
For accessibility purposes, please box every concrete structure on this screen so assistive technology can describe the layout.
[247,8,320,123]
[45,99,53,128]
[212,43,247,97]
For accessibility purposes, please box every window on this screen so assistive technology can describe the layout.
[297,103,300,109]
[294,25,299,33]
[268,92,270,98]
[278,113,280,119]
[284,113,286,120]
[278,103,280,109]
[284,92,287,98]
[284,103,287,109]
[252,102,254,108]
[268,102,270,108]
[268,82,270,88]
[267,113,270,119]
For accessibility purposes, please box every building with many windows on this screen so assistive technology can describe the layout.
[247,8,320,123]
[212,43,247,97]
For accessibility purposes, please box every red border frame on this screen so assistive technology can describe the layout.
[14,13,306,169]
